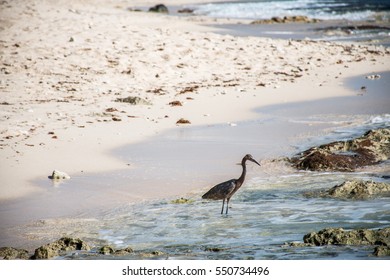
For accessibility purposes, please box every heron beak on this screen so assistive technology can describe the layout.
[250,158,261,166]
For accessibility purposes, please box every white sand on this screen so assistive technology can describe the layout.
[1,0,389,200]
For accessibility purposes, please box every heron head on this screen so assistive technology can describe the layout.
[244,154,261,166]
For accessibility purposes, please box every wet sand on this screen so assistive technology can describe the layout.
[210,20,390,46]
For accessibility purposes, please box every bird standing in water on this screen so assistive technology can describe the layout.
[202,154,261,215]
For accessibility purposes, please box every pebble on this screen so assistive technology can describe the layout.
[365,74,381,80]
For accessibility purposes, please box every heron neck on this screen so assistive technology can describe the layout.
[238,161,247,184]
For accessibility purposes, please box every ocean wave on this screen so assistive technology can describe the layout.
[192,0,390,21]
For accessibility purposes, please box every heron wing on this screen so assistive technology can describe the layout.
[202,179,236,200]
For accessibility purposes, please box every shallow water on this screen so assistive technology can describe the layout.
[54,167,389,260]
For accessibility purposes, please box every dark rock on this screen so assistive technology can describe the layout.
[303,227,390,246]
[33,237,91,259]
[178,8,194,14]
[373,245,390,257]
[149,4,169,13]
[290,128,390,171]
[251,16,320,24]
[204,247,225,252]
[0,247,30,260]
[176,118,191,124]
[115,96,152,105]
[169,100,183,106]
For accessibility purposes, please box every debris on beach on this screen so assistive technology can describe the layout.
[115,96,152,106]
[366,74,381,80]
[168,100,183,107]
[176,118,191,125]
[290,128,390,172]
[49,170,70,180]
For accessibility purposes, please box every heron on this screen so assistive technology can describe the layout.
[202,154,261,215]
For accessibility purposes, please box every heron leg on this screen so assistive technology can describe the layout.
[225,198,230,215]
[221,199,225,215]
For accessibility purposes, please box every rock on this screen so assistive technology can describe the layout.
[373,245,390,257]
[115,96,152,106]
[99,245,114,255]
[303,227,390,246]
[204,247,226,252]
[304,180,390,199]
[33,237,91,259]
[290,128,390,171]
[149,4,169,13]
[138,250,165,258]
[251,16,320,24]
[114,247,134,256]
[169,100,183,106]
[176,118,191,124]
[284,242,313,248]
[0,247,30,260]
[170,197,194,204]
[326,180,390,199]
[49,170,70,180]
[366,74,381,80]
[178,8,194,14]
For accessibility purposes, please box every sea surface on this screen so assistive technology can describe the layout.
[190,0,390,21]
[179,0,390,45]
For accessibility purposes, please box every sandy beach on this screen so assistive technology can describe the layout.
[1,0,390,252]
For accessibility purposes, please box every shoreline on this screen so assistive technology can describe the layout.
[0,0,390,250]
[1,70,389,250]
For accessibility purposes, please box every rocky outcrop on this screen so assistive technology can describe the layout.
[325,180,390,199]
[98,245,134,256]
[303,227,390,246]
[149,4,169,13]
[373,245,390,256]
[251,16,320,24]
[33,237,91,259]
[0,247,29,260]
[290,128,390,171]
[304,180,390,199]
[287,227,390,257]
